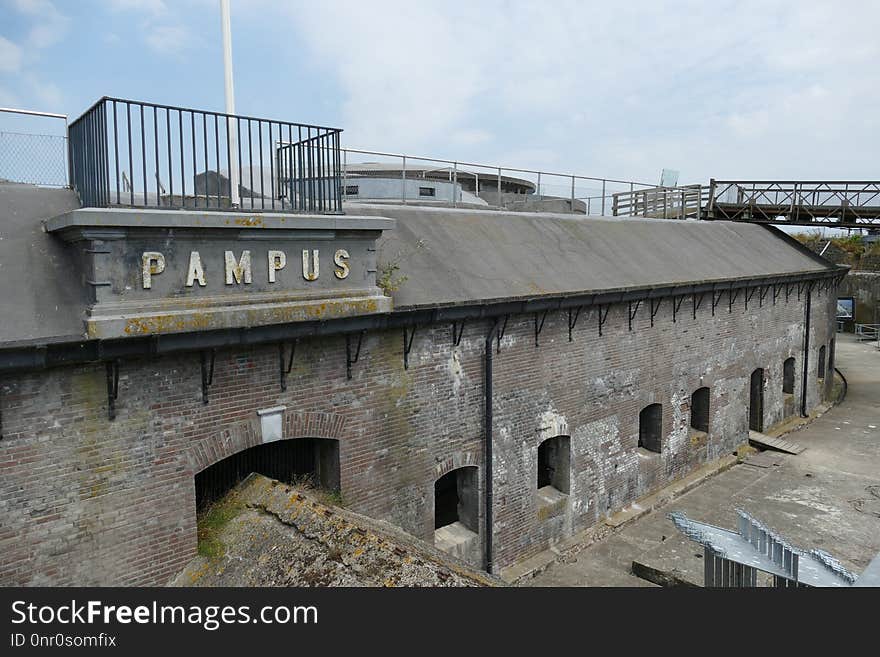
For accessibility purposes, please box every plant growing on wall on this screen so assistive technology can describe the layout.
[377,239,425,295]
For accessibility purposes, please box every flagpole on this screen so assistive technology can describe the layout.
[220,0,240,207]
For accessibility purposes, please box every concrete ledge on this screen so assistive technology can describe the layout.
[87,293,391,339]
[536,486,568,520]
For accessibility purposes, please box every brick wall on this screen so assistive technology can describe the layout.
[0,284,837,585]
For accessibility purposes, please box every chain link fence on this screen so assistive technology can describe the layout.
[0,131,68,187]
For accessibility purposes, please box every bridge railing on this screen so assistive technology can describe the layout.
[611,184,707,219]
[68,97,343,213]
[706,180,880,224]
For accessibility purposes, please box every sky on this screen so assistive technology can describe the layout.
[1,0,879,189]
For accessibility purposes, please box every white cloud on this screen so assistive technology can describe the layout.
[1,1,69,110]
[0,36,23,74]
[144,24,192,54]
[266,0,880,182]
[0,84,19,106]
[24,75,62,108]
[12,0,69,49]
[105,0,196,55]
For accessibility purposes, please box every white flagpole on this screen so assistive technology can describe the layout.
[220,0,240,207]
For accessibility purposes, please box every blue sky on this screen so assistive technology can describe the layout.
[2,0,879,189]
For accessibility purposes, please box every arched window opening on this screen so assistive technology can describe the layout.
[818,345,827,380]
[434,467,478,533]
[749,368,765,432]
[690,387,710,434]
[639,404,663,453]
[783,357,796,395]
[434,466,480,564]
[537,435,571,494]
[195,438,340,512]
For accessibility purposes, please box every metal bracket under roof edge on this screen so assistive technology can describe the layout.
[106,360,120,421]
[279,339,298,391]
[346,331,365,380]
[200,349,216,404]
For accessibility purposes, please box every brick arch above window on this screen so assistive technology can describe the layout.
[434,451,481,481]
[187,410,348,475]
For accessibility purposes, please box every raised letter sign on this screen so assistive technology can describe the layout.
[268,250,286,283]
[302,249,319,281]
[334,249,350,280]
[141,252,165,289]
[224,250,252,285]
[186,251,207,287]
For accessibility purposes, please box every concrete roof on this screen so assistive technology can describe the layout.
[357,204,838,310]
[0,184,838,348]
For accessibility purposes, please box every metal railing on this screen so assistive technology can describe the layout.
[706,180,880,226]
[855,323,879,342]
[0,107,68,187]
[68,97,343,213]
[611,184,707,219]
[339,147,656,215]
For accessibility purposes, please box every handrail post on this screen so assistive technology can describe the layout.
[497,167,502,208]
[601,180,606,215]
[707,178,717,218]
[402,154,407,204]
[342,148,347,203]
[453,162,457,208]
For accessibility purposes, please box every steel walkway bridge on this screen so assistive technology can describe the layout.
[613,180,880,228]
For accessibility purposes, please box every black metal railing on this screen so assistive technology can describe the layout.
[67,97,343,213]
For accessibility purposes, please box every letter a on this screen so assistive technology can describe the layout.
[186,251,207,287]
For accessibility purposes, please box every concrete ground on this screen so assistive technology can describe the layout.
[525,333,880,587]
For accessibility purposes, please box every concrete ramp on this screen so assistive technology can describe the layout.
[748,430,805,455]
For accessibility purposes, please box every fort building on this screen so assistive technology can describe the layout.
[0,98,846,585]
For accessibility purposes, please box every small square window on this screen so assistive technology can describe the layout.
[344,185,359,196]
[419,186,436,197]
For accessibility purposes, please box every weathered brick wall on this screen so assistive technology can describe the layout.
[839,271,880,324]
[489,285,836,567]
[0,285,837,585]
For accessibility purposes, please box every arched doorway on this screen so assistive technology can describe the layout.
[690,387,710,433]
[195,438,340,511]
[433,466,480,566]
[639,403,663,453]
[749,368,764,432]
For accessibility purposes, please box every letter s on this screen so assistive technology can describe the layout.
[11,601,26,623]
[334,249,350,280]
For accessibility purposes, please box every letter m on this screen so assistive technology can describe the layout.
[224,250,252,285]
